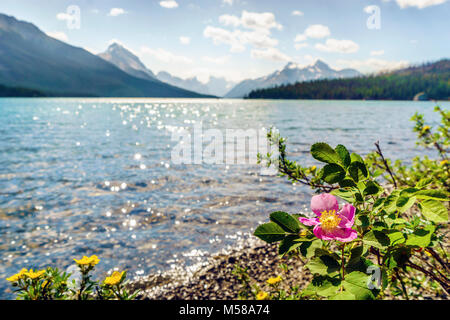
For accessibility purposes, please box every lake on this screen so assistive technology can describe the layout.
[0,98,447,298]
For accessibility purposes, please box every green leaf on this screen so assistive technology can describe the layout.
[383,191,400,214]
[363,230,390,249]
[310,142,342,164]
[342,271,378,300]
[348,245,364,266]
[415,178,432,189]
[306,255,340,276]
[339,178,357,188]
[278,235,303,256]
[299,239,322,258]
[414,190,449,201]
[335,145,351,168]
[364,181,381,196]
[330,291,356,300]
[253,222,286,243]
[386,229,405,245]
[396,196,416,213]
[419,200,448,223]
[350,153,364,163]
[321,163,346,184]
[331,188,356,202]
[270,211,300,233]
[348,161,368,182]
[405,225,435,247]
[303,276,341,298]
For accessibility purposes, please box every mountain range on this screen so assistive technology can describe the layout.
[0,12,373,99]
[98,42,235,97]
[0,13,208,97]
[225,60,361,98]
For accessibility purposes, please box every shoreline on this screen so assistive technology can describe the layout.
[129,239,312,300]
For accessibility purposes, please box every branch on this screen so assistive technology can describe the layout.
[374,141,398,189]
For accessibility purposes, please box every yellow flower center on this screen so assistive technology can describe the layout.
[319,210,341,231]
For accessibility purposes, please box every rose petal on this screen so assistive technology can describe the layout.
[313,225,335,241]
[338,204,355,227]
[311,193,339,216]
[299,217,320,226]
[328,228,358,242]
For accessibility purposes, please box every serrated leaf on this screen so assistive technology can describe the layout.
[415,190,449,201]
[279,236,303,256]
[321,163,346,184]
[348,161,368,182]
[253,222,286,243]
[363,230,390,249]
[335,145,351,168]
[330,291,356,300]
[364,181,381,196]
[396,195,416,213]
[310,142,342,164]
[405,225,435,247]
[419,200,448,223]
[331,188,356,202]
[299,239,322,258]
[306,255,340,276]
[342,271,378,300]
[270,211,300,233]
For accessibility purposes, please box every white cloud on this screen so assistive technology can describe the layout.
[108,8,127,16]
[203,26,246,52]
[46,31,68,42]
[370,50,385,56]
[202,55,231,64]
[315,39,359,53]
[223,0,234,5]
[203,26,278,52]
[159,1,179,9]
[179,36,191,45]
[218,11,282,32]
[335,58,409,73]
[140,47,192,64]
[242,30,278,48]
[219,14,241,27]
[294,34,307,42]
[250,47,291,62]
[303,24,330,39]
[241,10,283,31]
[292,10,304,16]
[395,0,447,9]
[294,43,309,50]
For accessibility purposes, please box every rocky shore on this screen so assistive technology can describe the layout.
[129,239,312,300]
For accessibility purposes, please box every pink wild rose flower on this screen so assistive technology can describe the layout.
[299,193,357,242]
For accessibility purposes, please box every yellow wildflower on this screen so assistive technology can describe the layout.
[266,275,282,285]
[300,230,308,237]
[422,125,431,132]
[104,271,125,286]
[441,160,448,166]
[6,268,28,282]
[74,255,100,267]
[311,165,317,171]
[24,269,46,280]
[256,291,269,300]
[425,251,433,257]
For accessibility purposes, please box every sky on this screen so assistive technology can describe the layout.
[0,0,449,83]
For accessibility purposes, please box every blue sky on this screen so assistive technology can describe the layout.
[0,0,449,82]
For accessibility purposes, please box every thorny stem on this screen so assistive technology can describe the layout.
[341,244,346,280]
[374,141,398,188]
[426,248,449,272]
